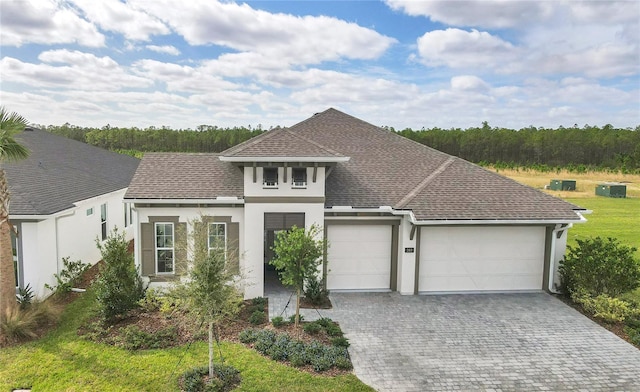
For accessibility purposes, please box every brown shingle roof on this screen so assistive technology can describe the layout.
[222,126,344,158]
[125,153,243,199]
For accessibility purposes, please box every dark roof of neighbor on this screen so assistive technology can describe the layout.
[221,126,345,159]
[126,108,582,221]
[4,128,140,215]
[126,153,243,199]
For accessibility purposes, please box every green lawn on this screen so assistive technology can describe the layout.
[0,291,373,392]
[565,197,640,256]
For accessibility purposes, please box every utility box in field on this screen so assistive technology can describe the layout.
[549,179,576,191]
[595,183,627,198]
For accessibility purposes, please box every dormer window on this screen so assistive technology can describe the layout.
[263,167,278,188]
[292,168,307,188]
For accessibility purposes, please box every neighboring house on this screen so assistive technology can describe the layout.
[5,128,140,298]
[125,109,586,299]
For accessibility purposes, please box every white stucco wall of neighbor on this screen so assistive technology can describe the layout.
[243,202,325,299]
[18,188,133,298]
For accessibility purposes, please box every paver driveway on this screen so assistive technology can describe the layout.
[325,292,640,391]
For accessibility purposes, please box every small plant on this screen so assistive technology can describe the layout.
[331,336,350,348]
[16,284,34,309]
[271,316,285,327]
[180,364,241,392]
[288,314,303,324]
[44,257,90,295]
[249,310,266,325]
[303,321,321,335]
[304,276,329,306]
[251,296,267,307]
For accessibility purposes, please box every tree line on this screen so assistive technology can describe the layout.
[42,122,640,171]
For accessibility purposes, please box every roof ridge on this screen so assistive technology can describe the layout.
[395,156,456,209]
[283,128,343,157]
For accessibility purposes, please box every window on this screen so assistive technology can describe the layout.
[155,223,174,273]
[86,207,93,216]
[292,168,307,188]
[11,226,18,288]
[124,203,133,227]
[263,167,278,188]
[100,204,107,240]
[208,223,227,260]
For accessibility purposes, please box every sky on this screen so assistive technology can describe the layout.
[1,0,639,130]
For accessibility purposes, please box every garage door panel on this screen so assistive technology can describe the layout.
[327,225,392,291]
[419,226,545,292]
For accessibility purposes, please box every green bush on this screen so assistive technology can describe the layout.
[94,229,145,322]
[44,257,90,295]
[303,322,321,335]
[249,310,266,325]
[559,237,640,297]
[304,277,329,306]
[180,364,241,392]
[271,316,285,328]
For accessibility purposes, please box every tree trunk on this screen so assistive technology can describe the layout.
[0,169,16,322]
[295,287,301,328]
[208,321,214,378]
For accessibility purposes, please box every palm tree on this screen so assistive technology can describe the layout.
[0,107,30,321]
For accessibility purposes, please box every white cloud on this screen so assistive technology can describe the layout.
[130,0,396,64]
[0,0,104,47]
[1,50,152,91]
[146,45,181,56]
[417,29,520,70]
[386,0,553,28]
[69,0,169,41]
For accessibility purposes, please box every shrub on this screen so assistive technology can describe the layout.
[16,284,34,309]
[44,257,90,295]
[288,314,303,324]
[251,297,267,307]
[331,336,350,348]
[249,310,266,325]
[180,364,240,392]
[303,322,321,335]
[94,229,145,322]
[559,237,640,297]
[271,316,285,327]
[304,277,329,306]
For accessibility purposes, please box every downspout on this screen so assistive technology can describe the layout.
[548,223,572,293]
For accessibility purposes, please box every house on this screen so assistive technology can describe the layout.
[125,109,586,298]
[5,128,140,298]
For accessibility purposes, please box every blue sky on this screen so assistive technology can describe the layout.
[1,0,638,130]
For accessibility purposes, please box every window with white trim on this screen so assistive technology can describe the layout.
[155,223,174,273]
[208,223,227,260]
[263,167,278,188]
[100,203,107,240]
[292,168,307,188]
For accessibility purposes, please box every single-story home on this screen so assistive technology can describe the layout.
[125,109,586,299]
[5,128,140,298]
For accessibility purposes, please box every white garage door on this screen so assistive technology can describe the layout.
[419,226,545,292]
[327,225,392,291]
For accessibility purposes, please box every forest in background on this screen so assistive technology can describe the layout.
[41,122,640,173]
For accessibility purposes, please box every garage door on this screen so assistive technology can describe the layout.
[419,226,545,292]
[327,225,392,291]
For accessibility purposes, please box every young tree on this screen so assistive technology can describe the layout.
[182,216,242,378]
[94,228,145,322]
[270,224,324,328]
[0,107,30,321]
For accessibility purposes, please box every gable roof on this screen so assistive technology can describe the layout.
[220,126,346,161]
[125,153,243,200]
[4,128,140,216]
[126,108,582,221]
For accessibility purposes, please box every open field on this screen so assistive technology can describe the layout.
[490,168,640,255]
